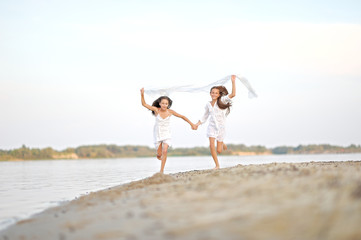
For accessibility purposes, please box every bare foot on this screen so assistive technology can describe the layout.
[213,166,220,170]
[223,143,227,151]
[156,154,162,160]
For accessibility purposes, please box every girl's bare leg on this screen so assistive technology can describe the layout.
[160,143,169,173]
[217,141,227,153]
[209,137,220,169]
[156,143,162,160]
[217,141,224,154]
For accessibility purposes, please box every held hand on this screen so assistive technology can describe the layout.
[140,88,144,95]
[196,121,201,127]
[191,124,198,130]
[231,75,236,82]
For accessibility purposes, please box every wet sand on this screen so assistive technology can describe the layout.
[1,161,361,240]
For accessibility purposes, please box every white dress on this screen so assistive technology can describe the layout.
[153,114,172,149]
[199,95,231,142]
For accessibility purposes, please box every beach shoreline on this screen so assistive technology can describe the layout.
[1,161,361,240]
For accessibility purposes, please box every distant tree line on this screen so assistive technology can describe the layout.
[0,143,360,161]
[271,144,361,154]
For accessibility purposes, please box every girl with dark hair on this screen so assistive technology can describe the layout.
[140,88,197,173]
[195,75,236,169]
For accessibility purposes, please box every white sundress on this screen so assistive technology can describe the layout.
[153,114,172,149]
[199,95,231,142]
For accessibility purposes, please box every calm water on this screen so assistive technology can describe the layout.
[1,154,361,230]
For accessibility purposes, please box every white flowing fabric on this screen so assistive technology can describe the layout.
[144,75,257,98]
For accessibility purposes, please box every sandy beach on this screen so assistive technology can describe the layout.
[1,161,361,240]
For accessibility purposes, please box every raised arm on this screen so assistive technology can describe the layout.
[169,110,197,130]
[140,88,158,113]
[228,75,236,99]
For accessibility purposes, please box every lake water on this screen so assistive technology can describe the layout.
[1,154,361,231]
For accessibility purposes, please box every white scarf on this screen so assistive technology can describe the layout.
[144,75,257,98]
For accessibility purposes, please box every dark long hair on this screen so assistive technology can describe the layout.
[151,96,173,115]
[211,86,232,115]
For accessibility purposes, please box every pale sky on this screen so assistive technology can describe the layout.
[1,0,361,150]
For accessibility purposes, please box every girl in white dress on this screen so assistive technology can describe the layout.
[140,88,197,173]
[195,75,236,169]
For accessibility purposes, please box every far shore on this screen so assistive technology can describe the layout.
[1,160,360,240]
[1,151,270,161]
[2,151,361,162]
[1,143,360,161]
